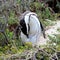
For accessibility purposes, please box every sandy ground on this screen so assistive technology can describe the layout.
[38,20,60,45]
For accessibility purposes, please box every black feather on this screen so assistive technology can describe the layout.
[20,19,29,38]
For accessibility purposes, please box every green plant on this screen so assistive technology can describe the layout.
[36,50,49,60]
[24,42,32,50]
[5,29,14,40]
[8,11,18,25]
[57,28,60,32]
[0,33,7,46]
[48,34,60,44]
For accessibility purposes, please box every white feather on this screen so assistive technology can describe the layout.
[21,12,42,46]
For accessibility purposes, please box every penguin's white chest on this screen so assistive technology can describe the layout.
[29,16,40,36]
